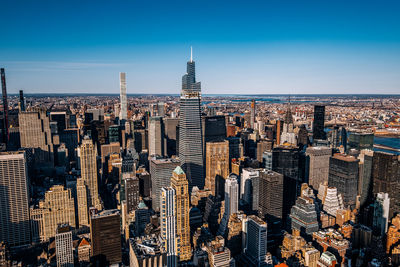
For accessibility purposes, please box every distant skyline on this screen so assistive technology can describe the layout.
[2,0,400,95]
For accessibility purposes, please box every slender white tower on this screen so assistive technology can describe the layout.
[119,72,127,120]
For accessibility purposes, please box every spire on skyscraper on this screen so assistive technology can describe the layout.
[190,46,193,62]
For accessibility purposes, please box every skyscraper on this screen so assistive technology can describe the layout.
[76,178,89,228]
[258,169,284,221]
[120,72,127,120]
[124,174,140,214]
[306,146,331,191]
[250,99,256,129]
[90,209,122,265]
[245,215,268,267]
[205,141,229,197]
[148,116,165,156]
[19,90,25,112]
[170,166,191,261]
[150,157,180,211]
[225,174,239,216]
[179,48,204,190]
[160,187,178,267]
[55,224,74,267]
[79,138,101,210]
[19,109,54,165]
[312,105,326,141]
[0,151,30,247]
[0,68,8,145]
[328,153,359,209]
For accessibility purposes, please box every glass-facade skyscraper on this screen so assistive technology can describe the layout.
[179,48,204,190]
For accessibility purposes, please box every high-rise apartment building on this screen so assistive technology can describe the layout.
[19,109,54,165]
[328,154,359,209]
[250,99,256,129]
[372,151,400,219]
[225,174,239,216]
[119,72,127,120]
[306,146,331,191]
[148,116,165,156]
[0,151,30,247]
[55,224,74,267]
[160,187,178,266]
[79,138,101,210]
[90,209,122,265]
[312,105,326,141]
[150,157,180,211]
[170,166,191,261]
[245,215,268,267]
[205,141,229,196]
[1,69,9,146]
[179,49,204,190]
[76,178,89,228]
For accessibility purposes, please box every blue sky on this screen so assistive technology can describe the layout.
[2,0,400,94]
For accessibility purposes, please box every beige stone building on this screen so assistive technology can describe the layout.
[205,141,229,196]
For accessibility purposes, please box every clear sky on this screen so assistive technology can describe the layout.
[2,0,400,95]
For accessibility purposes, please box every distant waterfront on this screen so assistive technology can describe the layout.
[374,136,400,155]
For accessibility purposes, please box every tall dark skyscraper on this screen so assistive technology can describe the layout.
[19,90,25,112]
[179,48,204,190]
[312,105,326,141]
[1,68,9,145]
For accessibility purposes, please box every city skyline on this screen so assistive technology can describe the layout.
[2,0,400,95]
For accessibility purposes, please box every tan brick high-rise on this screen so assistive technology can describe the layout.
[171,166,192,261]
[80,138,101,210]
[76,178,89,227]
[205,141,229,196]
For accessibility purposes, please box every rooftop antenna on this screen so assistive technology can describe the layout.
[190,46,193,62]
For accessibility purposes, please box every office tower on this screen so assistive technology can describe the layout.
[319,186,344,217]
[263,151,273,171]
[347,129,374,151]
[108,125,121,144]
[157,102,165,117]
[170,166,191,261]
[55,224,74,267]
[306,146,331,190]
[36,185,76,241]
[280,103,296,145]
[137,169,151,198]
[289,189,319,236]
[373,192,390,236]
[0,68,8,145]
[86,108,104,122]
[204,115,227,143]
[76,178,89,228]
[227,136,241,161]
[0,151,30,247]
[179,48,204,190]
[19,109,54,165]
[245,215,268,267]
[164,117,179,156]
[50,111,69,134]
[297,124,309,148]
[101,142,120,164]
[258,169,283,221]
[79,138,101,210]
[328,154,359,209]
[90,209,122,265]
[358,150,373,207]
[372,151,400,219]
[160,187,178,266]
[205,141,229,196]
[124,174,140,214]
[19,90,25,112]
[119,72,127,120]
[312,105,326,141]
[250,99,256,129]
[256,139,273,163]
[135,201,150,237]
[272,145,303,220]
[129,235,167,267]
[205,236,234,267]
[149,116,165,156]
[241,168,260,204]
[150,157,180,211]
[225,174,239,216]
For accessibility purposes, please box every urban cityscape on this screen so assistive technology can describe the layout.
[2,1,400,267]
